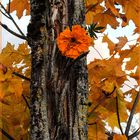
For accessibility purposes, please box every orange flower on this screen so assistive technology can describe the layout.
[57,25,93,59]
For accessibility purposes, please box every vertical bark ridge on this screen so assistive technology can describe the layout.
[27,0,50,139]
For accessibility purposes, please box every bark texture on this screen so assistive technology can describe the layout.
[27,0,88,139]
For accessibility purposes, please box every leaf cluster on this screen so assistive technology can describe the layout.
[0,0,140,139]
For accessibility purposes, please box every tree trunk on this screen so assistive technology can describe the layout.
[27,0,88,139]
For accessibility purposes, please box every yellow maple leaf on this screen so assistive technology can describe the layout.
[8,78,23,98]
[101,80,115,93]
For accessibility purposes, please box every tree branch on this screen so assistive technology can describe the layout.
[12,71,31,81]
[0,128,15,140]
[116,96,124,135]
[0,2,26,38]
[0,22,27,40]
[128,128,140,139]
[125,91,140,136]
[0,9,10,19]
[8,0,11,14]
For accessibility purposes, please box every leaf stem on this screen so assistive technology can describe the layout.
[92,46,104,59]
[128,127,140,139]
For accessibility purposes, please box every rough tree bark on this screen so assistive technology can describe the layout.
[27,0,88,139]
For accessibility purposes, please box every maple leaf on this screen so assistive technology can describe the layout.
[113,134,127,140]
[8,78,23,98]
[123,0,140,28]
[105,0,120,17]
[116,37,128,50]
[88,58,126,86]
[0,84,5,101]
[124,89,140,113]
[101,80,115,93]
[102,35,116,55]
[119,45,140,70]
[103,36,128,55]
[92,9,119,29]
[130,66,140,85]
[7,0,30,19]
[86,4,105,25]
[88,120,107,140]
[0,42,30,70]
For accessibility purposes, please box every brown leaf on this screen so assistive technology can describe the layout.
[116,37,128,50]
[105,0,120,17]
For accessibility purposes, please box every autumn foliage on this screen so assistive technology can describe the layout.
[0,0,140,139]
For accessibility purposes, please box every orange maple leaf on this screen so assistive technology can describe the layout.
[7,0,30,19]
[113,134,127,140]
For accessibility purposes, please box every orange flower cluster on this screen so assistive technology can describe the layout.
[57,25,93,59]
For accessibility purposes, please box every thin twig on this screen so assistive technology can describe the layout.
[22,94,30,109]
[123,83,138,91]
[0,22,27,40]
[0,3,26,38]
[0,9,10,19]
[128,128,140,139]
[12,71,31,81]
[125,92,140,136]
[8,0,10,14]
[0,128,15,140]
[92,47,104,59]
[116,96,124,134]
